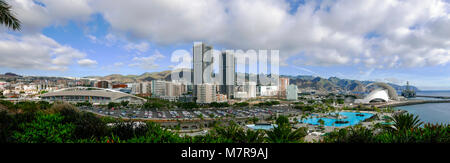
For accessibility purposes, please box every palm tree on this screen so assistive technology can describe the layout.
[388,113,423,131]
[264,116,308,143]
[318,118,325,127]
[0,0,21,30]
[265,125,308,143]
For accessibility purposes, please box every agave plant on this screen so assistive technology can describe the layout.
[388,113,423,131]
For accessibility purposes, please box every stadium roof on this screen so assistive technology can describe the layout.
[40,87,146,101]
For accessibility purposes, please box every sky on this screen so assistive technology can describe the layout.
[0,0,449,90]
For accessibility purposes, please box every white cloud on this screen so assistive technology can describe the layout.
[5,0,450,72]
[124,42,149,53]
[169,50,192,70]
[0,33,91,71]
[113,62,124,67]
[129,50,165,70]
[89,0,449,69]
[77,59,98,67]
[8,0,93,33]
[86,35,98,43]
[0,0,96,72]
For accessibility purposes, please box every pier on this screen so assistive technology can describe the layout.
[375,99,450,108]
[415,95,450,99]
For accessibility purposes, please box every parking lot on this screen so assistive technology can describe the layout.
[78,106,296,120]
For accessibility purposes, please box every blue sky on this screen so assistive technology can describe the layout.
[1,0,450,90]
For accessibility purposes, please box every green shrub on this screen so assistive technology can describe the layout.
[12,113,75,143]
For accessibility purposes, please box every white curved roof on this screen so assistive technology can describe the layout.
[355,88,389,104]
[366,82,398,100]
[40,87,146,101]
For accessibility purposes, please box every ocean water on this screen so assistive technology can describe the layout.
[395,103,450,125]
[396,90,450,125]
[416,90,450,97]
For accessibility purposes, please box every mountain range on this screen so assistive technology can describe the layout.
[284,75,419,93]
[0,71,418,93]
[85,70,419,92]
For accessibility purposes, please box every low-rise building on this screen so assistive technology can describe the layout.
[196,84,216,104]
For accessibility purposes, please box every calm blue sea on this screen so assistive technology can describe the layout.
[395,90,450,124]
[416,90,450,97]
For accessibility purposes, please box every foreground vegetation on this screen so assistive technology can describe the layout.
[0,100,448,143]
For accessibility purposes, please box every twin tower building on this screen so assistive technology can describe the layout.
[186,42,280,103]
[192,42,235,102]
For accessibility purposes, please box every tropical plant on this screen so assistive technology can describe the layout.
[121,101,129,107]
[318,119,325,126]
[12,113,75,143]
[275,115,289,126]
[265,125,308,143]
[388,113,423,131]
[265,116,307,143]
[0,0,21,30]
[322,126,375,143]
[212,122,265,143]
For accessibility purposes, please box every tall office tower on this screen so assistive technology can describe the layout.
[286,84,298,100]
[196,83,216,104]
[219,50,235,99]
[278,77,290,98]
[151,80,167,97]
[192,42,213,97]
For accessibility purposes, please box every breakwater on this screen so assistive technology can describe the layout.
[416,95,450,99]
[375,99,450,108]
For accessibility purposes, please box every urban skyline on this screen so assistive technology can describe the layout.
[1,0,449,148]
[0,0,450,90]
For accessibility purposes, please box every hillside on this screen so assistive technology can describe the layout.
[1,71,418,93]
[86,70,173,83]
[284,75,419,93]
[89,71,419,93]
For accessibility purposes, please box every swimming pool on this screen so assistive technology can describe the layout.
[246,124,278,130]
[301,112,374,127]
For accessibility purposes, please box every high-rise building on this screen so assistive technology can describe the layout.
[196,83,216,104]
[219,50,235,99]
[278,77,290,98]
[192,42,213,97]
[151,80,167,97]
[286,84,298,100]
